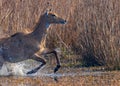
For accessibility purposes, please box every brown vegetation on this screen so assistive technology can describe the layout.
[0,0,120,69]
[0,71,120,86]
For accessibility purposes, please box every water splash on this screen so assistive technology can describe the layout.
[0,60,40,76]
[0,62,27,76]
[0,64,9,76]
[10,63,27,76]
[0,61,104,78]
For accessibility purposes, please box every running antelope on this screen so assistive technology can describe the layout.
[0,11,66,74]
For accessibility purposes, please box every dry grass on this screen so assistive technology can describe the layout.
[0,0,120,69]
[0,71,120,86]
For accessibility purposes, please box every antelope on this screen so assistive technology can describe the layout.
[0,11,66,75]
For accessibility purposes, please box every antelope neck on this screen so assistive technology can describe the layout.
[29,15,50,43]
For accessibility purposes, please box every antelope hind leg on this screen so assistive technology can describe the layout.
[27,55,46,74]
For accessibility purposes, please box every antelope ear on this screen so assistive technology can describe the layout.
[45,9,52,15]
[49,9,52,12]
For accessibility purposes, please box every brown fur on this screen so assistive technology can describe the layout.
[0,11,66,74]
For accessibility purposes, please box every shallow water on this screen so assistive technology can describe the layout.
[0,61,105,77]
[0,70,120,86]
[0,61,120,86]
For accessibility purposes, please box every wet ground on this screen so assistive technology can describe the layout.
[0,61,119,86]
[0,67,120,86]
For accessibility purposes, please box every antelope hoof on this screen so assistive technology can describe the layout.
[54,65,61,73]
[27,70,37,74]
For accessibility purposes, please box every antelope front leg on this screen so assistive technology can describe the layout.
[45,50,61,73]
[27,55,46,74]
